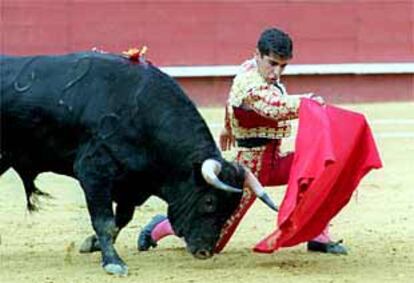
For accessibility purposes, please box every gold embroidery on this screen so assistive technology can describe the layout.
[227,67,305,140]
[231,117,292,139]
[217,147,265,241]
[236,147,265,177]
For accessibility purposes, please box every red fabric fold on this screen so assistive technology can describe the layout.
[254,99,383,253]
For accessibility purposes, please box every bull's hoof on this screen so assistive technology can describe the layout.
[103,263,128,276]
[79,235,101,253]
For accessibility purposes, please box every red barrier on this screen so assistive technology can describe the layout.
[177,74,414,106]
[2,0,413,104]
[2,0,413,65]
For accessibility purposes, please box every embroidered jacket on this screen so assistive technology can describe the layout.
[226,59,311,140]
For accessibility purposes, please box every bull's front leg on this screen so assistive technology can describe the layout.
[75,147,128,276]
[74,143,128,275]
[79,202,135,253]
[81,181,128,276]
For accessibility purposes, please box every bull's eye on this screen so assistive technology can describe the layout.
[203,195,216,213]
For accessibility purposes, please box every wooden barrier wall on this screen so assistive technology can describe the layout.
[1,0,413,105]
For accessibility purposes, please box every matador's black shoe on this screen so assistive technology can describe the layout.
[307,240,348,255]
[137,214,167,251]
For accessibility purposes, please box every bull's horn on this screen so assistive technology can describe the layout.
[201,159,242,193]
[244,169,278,212]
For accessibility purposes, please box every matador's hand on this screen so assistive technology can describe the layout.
[310,94,325,106]
[219,128,235,151]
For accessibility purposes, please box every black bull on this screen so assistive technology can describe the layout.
[0,52,275,275]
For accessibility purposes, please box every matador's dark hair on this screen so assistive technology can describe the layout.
[257,27,293,59]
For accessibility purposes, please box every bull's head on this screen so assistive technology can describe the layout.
[167,158,277,259]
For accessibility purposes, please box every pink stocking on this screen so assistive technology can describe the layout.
[311,226,331,243]
[151,219,175,241]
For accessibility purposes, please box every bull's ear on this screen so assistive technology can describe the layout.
[192,162,204,185]
[235,162,245,176]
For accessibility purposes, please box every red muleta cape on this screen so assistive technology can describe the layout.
[254,99,383,252]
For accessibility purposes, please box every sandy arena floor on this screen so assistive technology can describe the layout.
[0,102,413,283]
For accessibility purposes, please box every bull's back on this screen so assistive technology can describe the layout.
[0,52,116,173]
[0,51,196,176]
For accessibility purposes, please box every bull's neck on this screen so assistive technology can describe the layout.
[152,103,220,166]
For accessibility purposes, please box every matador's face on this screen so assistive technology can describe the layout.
[255,50,290,85]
